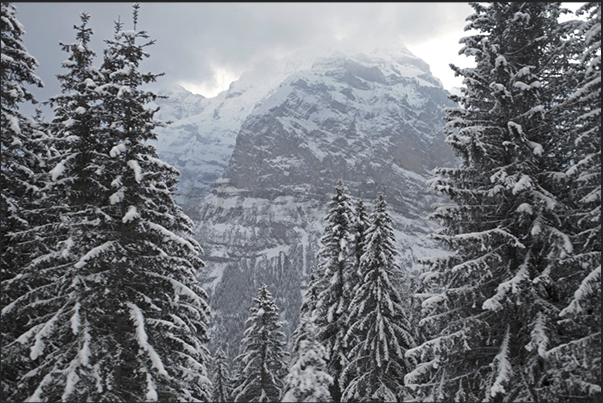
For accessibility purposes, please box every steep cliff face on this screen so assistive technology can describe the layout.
[187,45,457,358]
[151,74,286,220]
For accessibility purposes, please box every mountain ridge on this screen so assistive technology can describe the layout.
[151,45,458,360]
[151,43,452,221]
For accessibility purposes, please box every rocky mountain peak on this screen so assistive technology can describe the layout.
[156,44,459,360]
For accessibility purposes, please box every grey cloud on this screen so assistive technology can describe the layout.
[12,2,472,106]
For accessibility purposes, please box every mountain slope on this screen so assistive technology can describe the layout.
[188,45,457,360]
[151,57,314,220]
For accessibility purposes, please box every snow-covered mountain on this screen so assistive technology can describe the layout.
[150,56,315,220]
[156,44,458,359]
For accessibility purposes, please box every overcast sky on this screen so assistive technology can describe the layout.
[12,2,583,106]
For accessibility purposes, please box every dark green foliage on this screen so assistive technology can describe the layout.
[542,3,601,401]
[342,192,415,401]
[0,2,48,399]
[233,284,288,402]
[1,5,212,401]
[313,181,355,401]
[409,2,600,402]
[211,347,233,403]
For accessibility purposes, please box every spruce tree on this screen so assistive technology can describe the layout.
[406,3,575,401]
[0,2,47,399]
[0,1,45,269]
[282,315,333,403]
[0,0,46,303]
[211,347,234,403]
[314,181,355,401]
[544,3,601,401]
[1,5,212,401]
[353,199,370,270]
[233,284,288,402]
[282,269,333,402]
[342,192,415,401]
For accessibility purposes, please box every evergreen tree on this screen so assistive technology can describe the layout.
[314,181,355,401]
[342,192,415,402]
[282,269,333,402]
[211,347,234,403]
[0,0,46,303]
[406,3,576,401]
[1,5,212,401]
[282,315,333,403]
[0,2,47,399]
[543,3,601,401]
[0,1,46,270]
[233,284,288,402]
[300,269,320,322]
[353,199,370,270]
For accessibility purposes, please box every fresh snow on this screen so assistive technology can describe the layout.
[50,158,69,181]
[70,302,81,335]
[147,222,196,253]
[145,372,158,401]
[30,307,64,360]
[74,241,114,269]
[560,265,601,316]
[110,143,127,157]
[128,159,143,182]
[489,327,512,397]
[482,263,530,312]
[126,302,168,376]
[109,188,124,204]
[122,205,139,223]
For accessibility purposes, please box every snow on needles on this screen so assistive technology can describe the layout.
[147,222,197,254]
[482,261,530,312]
[126,302,168,376]
[74,241,115,269]
[128,159,143,182]
[489,327,512,398]
[29,309,62,360]
[110,143,127,157]
[50,157,70,181]
[122,205,140,223]
[560,266,601,317]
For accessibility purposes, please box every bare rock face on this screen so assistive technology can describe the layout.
[178,45,458,359]
[151,69,294,221]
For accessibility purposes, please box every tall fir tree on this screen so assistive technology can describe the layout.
[314,181,355,402]
[0,2,47,399]
[0,0,46,296]
[233,284,288,402]
[342,192,415,402]
[211,347,234,403]
[282,314,333,403]
[0,1,46,274]
[282,268,333,402]
[353,199,370,270]
[406,3,577,401]
[543,3,601,401]
[1,5,212,401]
